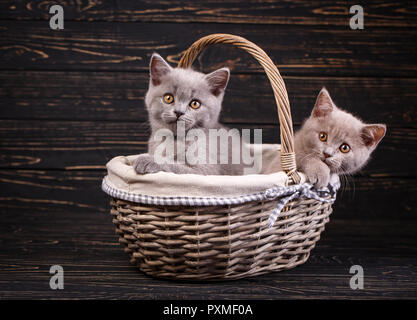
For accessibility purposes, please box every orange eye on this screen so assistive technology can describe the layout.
[319,132,327,142]
[189,100,201,109]
[163,94,174,104]
[340,143,350,153]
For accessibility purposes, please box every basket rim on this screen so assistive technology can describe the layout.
[104,144,306,200]
[102,174,339,208]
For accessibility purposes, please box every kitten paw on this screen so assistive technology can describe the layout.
[306,167,330,189]
[329,173,340,186]
[133,154,162,174]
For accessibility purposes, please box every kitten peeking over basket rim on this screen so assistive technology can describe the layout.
[266,87,387,188]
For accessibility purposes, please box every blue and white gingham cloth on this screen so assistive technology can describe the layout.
[102,177,339,228]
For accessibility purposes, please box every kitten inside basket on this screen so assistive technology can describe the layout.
[134,53,386,189]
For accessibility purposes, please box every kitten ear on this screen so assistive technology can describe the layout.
[361,124,387,148]
[149,53,172,86]
[205,67,230,96]
[312,87,334,117]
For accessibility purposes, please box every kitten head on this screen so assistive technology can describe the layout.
[297,87,386,174]
[145,53,229,133]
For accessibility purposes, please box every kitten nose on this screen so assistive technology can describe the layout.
[323,151,332,158]
[174,110,184,119]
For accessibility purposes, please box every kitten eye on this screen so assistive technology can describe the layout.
[319,132,328,142]
[163,93,174,104]
[340,143,350,153]
[189,100,201,109]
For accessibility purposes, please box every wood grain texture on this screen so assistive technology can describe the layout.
[1,0,416,299]
[0,170,415,220]
[1,21,416,76]
[0,209,416,299]
[1,71,416,126]
[1,1,416,27]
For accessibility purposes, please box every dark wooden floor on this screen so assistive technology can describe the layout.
[0,1,416,299]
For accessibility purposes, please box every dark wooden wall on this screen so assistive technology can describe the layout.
[0,1,416,299]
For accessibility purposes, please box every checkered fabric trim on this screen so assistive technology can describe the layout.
[101,177,339,227]
[265,181,339,227]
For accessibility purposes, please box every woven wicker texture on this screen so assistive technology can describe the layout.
[107,34,335,280]
[111,198,332,280]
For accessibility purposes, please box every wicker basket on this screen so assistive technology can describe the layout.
[102,34,337,280]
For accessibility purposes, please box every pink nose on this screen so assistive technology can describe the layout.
[174,111,184,118]
[323,151,332,158]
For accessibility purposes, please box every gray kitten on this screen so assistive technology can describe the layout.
[134,53,245,175]
[266,87,386,188]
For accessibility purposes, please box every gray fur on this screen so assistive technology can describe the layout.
[134,53,245,175]
[266,87,386,188]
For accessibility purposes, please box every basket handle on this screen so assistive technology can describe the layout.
[178,33,300,183]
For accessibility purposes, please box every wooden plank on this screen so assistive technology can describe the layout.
[0,0,415,301]
[1,1,416,27]
[0,170,108,214]
[1,71,415,126]
[0,120,415,177]
[0,170,415,219]
[0,209,416,298]
[1,21,416,77]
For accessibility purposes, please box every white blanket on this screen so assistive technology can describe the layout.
[104,144,306,198]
